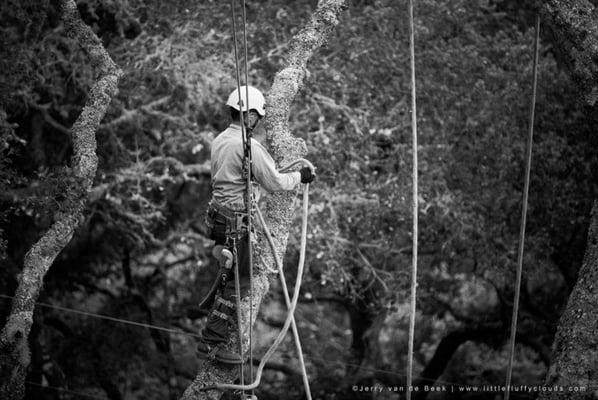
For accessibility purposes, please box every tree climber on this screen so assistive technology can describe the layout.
[196,85,316,364]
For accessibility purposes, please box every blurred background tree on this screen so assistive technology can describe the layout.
[1,0,597,399]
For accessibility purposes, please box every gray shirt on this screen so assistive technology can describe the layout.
[211,124,301,211]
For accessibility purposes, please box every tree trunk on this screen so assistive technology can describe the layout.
[179,1,346,399]
[0,2,122,399]
[539,0,598,105]
[535,1,598,395]
[538,201,598,400]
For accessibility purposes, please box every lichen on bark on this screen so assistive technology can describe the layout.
[540,0,598,105]
[179,1,346,399]
[0,1,122,399]
[538,201,598,400]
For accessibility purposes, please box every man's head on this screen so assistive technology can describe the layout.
[226,85,265,131]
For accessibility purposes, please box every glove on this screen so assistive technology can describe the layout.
[299,167,316,184]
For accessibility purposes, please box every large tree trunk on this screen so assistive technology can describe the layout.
[539,0,598,105]
[179,1,346,399]
[535,1,598,396]
[538,201,598,400]
[0,1,122,399]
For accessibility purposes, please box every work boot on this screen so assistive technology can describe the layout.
[198,295,242,364]
[196,341,243,364]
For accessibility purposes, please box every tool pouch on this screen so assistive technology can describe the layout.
[204,207,216,239]
[205,207,229,243]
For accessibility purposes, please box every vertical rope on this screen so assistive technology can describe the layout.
[240,2,255,398]
[230,0,247,162]
[505,15,540,400]
[232,238,245,398]
[406,0,418,397]
[229,0,246,393]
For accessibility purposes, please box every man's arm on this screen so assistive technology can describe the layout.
[251,139,301,192]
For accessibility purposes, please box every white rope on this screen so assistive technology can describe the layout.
[406,0,419,397]
[202,160,313,395]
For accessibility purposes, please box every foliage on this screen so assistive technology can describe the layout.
[0,0,597,399]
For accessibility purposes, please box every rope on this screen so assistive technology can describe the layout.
[240,1,255,395]
[504,15,540,400]
[255,205,312,398]
[0,294,201,338]
[229,0,249,395]
[251,159,313,400]
[406,0,419,398]
[201,160,313,394]
[232,237,245,392]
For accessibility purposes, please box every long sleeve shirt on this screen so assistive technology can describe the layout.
[210,124,301,211]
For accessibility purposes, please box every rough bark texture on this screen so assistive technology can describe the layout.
[538,202,598,400]
[179,1,346,399]
[539,0,598,105]
[0,1,122,399]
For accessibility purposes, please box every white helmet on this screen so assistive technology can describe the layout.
[226,85,266,117]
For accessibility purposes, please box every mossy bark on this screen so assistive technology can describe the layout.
[0,1,122,399]
[535,1,598,396]
[538,202,598,400]
[179,1,346,399]
[539,0,598,105]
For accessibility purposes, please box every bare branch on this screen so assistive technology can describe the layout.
[538,201,598,399]
[179,1,347,398]
[0,1,122,398]
[540,0,598,104]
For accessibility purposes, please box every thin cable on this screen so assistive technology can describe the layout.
[240,1,255,394]
[0,294,201,338]
[406,0,419,398]
[505,15,540,400]
[26,381,109,400]
[229,0,247,393]
[27,381,108,400]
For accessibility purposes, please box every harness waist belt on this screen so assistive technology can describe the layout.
[209,200,248,220]
[207,200,250,235]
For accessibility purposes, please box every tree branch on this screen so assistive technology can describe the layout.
[179,1,347,399]
[0,1,122,399]
[540,0,598,104]
[539,201,598,399]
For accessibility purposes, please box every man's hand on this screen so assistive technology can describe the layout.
[299,167,316,184]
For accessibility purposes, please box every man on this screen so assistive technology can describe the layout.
[197,85,315,364]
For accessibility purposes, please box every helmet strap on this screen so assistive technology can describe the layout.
[243,111,260,132]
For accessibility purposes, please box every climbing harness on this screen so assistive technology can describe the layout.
[197,1,313,399]
[200,159,315,396]
[406,0,418,398]
[198,202,249,309]
[504,14,540,400]
[197,245,233,311]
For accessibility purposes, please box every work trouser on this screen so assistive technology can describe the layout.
[201,204,251,344]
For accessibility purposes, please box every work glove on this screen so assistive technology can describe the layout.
[299,167,316,184]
